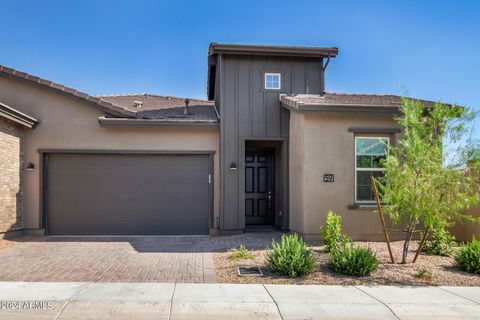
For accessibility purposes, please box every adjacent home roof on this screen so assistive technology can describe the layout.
[209,43,339,58]
[97,94,218,127]
[98,94,218,126]
[281,93,436,113]
[0,65,135,118]
[0,101,39,128]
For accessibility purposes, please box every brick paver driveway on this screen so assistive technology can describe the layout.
[0,232,282,283]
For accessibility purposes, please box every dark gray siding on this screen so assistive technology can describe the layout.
[218,54,324,230]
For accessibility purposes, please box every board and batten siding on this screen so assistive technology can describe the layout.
[217,54,324,230]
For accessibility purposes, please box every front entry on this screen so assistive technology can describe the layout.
[244,149,275,225]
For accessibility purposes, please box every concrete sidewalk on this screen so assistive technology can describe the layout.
[0,282,478,319]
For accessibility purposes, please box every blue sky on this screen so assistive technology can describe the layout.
[1,0,479,112]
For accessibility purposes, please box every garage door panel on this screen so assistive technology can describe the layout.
[46,153,211,235]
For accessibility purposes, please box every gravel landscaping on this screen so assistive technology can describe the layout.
[214,240,480,286]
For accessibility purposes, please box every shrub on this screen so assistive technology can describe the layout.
[415,268,433,280]
[320,211,351,253]
[329,245,378,277]
[422,225,456,257]
[266,233,316,278]
[229,245,255,260]
[455,237,480,274]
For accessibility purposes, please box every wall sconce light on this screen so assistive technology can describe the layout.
[26,162,35,171]
[229,161,237,171]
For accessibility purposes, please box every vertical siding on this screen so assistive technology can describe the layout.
[219,54,324,230]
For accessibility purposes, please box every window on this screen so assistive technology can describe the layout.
[265,73,281,90]
[355,137,389,202]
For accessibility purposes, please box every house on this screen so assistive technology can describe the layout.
[0,42,472,240]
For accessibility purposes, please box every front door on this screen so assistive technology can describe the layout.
[245,149,275,225]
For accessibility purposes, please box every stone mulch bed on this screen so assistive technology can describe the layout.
[214,241,480,286]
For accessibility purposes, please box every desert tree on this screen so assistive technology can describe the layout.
[380,98,480,264]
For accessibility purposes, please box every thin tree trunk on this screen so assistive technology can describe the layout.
[402,221,416,264]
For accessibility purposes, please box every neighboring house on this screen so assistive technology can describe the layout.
[0,43,473,240]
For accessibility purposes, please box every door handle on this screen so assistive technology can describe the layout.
[267,191,272,209]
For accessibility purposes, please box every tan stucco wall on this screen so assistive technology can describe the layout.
[289,112,401,241]
[0,76,220,230]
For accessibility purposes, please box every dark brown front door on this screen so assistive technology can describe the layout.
[245,149,275,225]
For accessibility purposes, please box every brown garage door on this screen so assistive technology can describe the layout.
[45,153,211,235]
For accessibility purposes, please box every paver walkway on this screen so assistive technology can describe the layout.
[0,232,282,283]
[0,282,478,319]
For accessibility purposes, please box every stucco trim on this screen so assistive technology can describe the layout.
[38,149,216,155]
[348,127,401,133]
[0,101,39,128]
[98,116,219,128]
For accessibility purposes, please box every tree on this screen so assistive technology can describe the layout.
[380,98,480,264]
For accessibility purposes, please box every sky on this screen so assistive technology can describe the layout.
[1,1,479,117]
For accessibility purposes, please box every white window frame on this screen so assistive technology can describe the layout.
[264,73,281,90]
[354,136,389,203]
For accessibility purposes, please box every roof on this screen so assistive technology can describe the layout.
[281,93,436,114]
[0,101,39,128]
[98,94,218,123]
[209,43,339,58]
[0,64,217,125]
[0,65,135,118]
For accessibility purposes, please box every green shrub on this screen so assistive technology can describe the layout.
[329,245,378,277]
[320,211,351,253]
[229,245,255,260]
[415,268,433,280]
[266,233,316,278]
[421,225,456,257]
[455,237,480,274]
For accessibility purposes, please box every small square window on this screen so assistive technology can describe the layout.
[265,73,281,90]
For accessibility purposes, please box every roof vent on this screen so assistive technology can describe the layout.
[184,99,190,116]
[133,100,143,109]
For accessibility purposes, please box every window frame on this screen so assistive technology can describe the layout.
[264,72,281,90]
[354,136,390,203]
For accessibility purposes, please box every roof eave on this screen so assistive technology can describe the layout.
[0,101,39,128]
[0,65,136,118]
[209,43,339,58]
[281,101,400,115]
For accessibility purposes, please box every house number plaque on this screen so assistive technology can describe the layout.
[323,174,334,182]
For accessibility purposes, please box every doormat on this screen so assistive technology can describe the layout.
[236,266,264,277]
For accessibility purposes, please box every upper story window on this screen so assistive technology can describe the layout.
[355,137,389,203]
[265,73,281,90]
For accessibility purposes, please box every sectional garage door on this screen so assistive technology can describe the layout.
[45,153,211,235]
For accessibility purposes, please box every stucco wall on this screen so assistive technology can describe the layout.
[289,112,401,241]
[0,76,220,231]
[0,117,24,236]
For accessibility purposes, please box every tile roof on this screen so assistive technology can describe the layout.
[98,94,217,122]
[281,92,436,112]
[0,65,135,118]
[0,64,217,123]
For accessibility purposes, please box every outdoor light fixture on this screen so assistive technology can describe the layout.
[229,161,237,171]
[26,162,35,171]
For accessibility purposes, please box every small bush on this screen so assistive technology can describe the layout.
[229,245,255,260]
[422,225,456,257]
[415,268,433,280]
[455,237,480,274]
[329,245,378,277]
[320,211,351,253]
[266,233,316,278]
